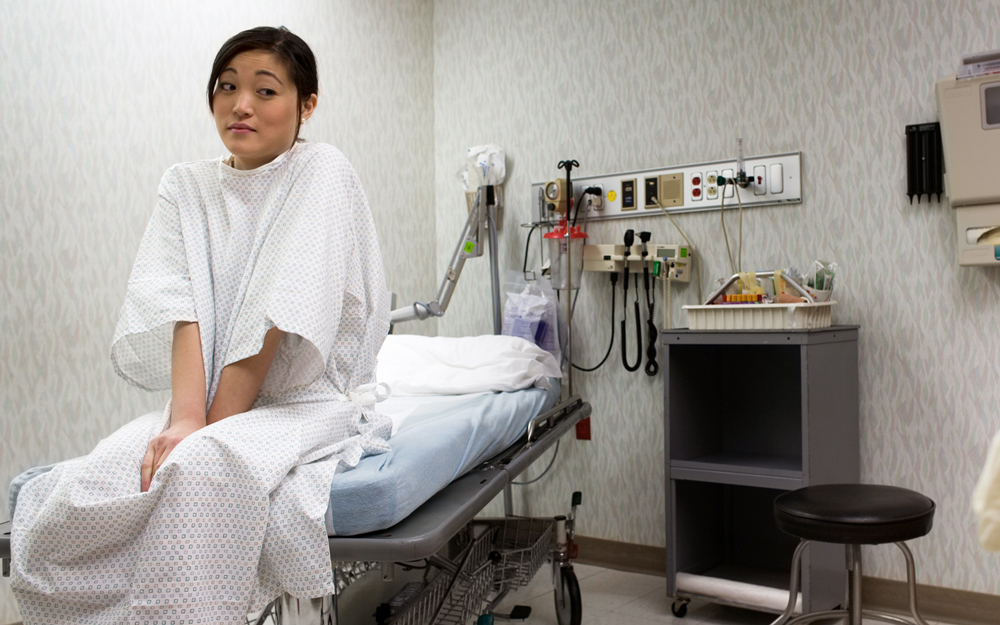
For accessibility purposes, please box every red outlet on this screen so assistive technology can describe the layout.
[576,418,591,440]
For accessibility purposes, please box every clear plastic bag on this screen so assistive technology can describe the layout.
[501,271,561,364]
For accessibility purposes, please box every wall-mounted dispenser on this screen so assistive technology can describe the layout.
[936,49,1000,266]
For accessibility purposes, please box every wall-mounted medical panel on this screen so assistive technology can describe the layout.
[531,152,802,224]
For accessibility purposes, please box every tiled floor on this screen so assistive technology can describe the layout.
[492,564,951,625]
[245,563,953,624]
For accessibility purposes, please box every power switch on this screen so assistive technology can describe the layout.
[753,165,766,196]
[769,164,784,194]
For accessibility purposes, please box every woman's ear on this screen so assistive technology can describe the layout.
[300,94,318,122]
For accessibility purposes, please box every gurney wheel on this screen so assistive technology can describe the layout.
[554,566,581,625]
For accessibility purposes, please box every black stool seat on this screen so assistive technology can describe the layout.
[774,484,935,545]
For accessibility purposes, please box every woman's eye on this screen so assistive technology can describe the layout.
[218,83,235,92]
[258,88,277,97]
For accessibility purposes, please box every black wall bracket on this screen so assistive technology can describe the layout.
[905,122,944,204]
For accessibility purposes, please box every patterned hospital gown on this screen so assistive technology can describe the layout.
[10,142,393,624]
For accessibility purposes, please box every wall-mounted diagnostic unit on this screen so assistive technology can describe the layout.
[582,243,692,281]
[936,49,1000,266]
[532,152,802,223]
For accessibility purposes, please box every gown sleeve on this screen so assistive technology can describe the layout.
[110,174,198,391]
[224,145,388,396]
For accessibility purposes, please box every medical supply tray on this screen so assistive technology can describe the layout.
[684,301,835,330]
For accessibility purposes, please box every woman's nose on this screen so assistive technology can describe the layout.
[233,92,253,117]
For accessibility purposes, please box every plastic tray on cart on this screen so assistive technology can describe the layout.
[684,301,835,331]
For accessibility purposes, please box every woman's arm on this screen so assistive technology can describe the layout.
[141,321,207,491]
[140,324,285,491]
[206,326,284,425]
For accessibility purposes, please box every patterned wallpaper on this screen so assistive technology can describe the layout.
[0,1,433,621]
[434,0,1000,596]
[4,0,1000,621]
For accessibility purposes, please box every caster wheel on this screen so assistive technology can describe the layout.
[554,566,582,625]
[671,599,688,618]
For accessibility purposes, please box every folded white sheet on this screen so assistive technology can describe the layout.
[378,393,488,435]
[376,334,561,396]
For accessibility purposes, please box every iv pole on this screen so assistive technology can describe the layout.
[557,159,579,400]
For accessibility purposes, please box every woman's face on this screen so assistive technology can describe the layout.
[212,50,317,170]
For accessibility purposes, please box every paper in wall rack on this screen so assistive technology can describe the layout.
[957,48,1000,80]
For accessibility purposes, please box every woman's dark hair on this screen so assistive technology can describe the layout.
[208,26,318,143]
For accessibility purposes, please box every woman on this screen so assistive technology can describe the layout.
[10,27,392,623]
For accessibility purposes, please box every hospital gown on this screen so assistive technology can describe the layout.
[10,142,392,623]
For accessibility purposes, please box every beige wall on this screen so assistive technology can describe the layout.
[433,0,1000,595]
[0,1,433,621]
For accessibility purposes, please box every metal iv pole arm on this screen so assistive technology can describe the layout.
[390,188,486,324]
[703,271,815,306]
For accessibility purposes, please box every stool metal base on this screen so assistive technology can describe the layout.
[769,541,930,625]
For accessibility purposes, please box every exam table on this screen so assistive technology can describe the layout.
[2,390,591,625]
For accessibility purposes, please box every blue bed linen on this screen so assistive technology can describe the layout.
[325,383,560,536]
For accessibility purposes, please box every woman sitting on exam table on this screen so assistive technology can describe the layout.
[10,26,393,624]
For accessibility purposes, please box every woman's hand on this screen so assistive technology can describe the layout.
[140,418,203,492]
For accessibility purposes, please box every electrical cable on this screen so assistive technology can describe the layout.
[620,231,642,372]
[719,180,736,276]
[651,197,703,304]
[573,272,617,372]
[522,224,538,279]
[512,440,560,485]
[639,232,658,376]
[734,181,745,273]
[571,186,603,228]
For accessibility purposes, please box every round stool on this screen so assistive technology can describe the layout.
[769,484,936,625]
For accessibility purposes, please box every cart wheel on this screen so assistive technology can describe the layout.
[554,566,582,625]
[671,599,688,618]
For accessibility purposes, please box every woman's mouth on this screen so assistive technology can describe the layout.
[229,123,255,134]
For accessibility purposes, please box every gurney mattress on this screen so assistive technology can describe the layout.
[7,385,559,538]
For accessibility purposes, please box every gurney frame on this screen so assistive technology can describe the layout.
[1,396,591,625]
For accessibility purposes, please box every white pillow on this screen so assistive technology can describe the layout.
[377,334,561,396]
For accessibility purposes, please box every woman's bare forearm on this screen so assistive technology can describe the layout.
[171,321,207,427]
[206,326,284,424]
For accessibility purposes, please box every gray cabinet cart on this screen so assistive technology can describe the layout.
[662,327,859,617]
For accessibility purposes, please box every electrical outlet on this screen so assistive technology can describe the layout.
[644,176,660,209]
[721,168,734,198]
[621,179,637,211]
[590,184,604,210]
[706,171,719,200]
[691,172,703,201]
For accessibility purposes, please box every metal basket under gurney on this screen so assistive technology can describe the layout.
[2,186,591,625]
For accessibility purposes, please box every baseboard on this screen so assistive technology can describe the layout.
[863,576,1000,625]
[574,535,667,577]
[575,535,1000,625]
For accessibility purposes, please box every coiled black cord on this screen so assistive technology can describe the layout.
[573,272,617,372]
[622,274,642,372]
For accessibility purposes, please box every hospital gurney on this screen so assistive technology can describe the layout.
[1,390,590,625]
